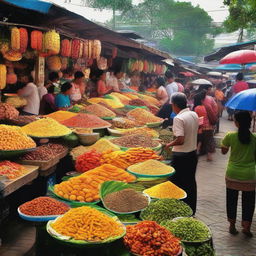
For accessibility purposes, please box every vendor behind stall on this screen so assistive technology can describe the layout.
[39,85,56,115]
[17,74,40,115]
[97,71,112,96]
[70,71,86,103]
[55,82,72,110]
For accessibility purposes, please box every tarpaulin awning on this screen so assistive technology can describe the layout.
[2,0,51,13]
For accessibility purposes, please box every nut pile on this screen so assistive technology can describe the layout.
[111,134,159,148]
[0,103,19,120]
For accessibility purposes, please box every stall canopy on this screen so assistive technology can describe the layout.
[204,40,256,62]
[0,0,171,61]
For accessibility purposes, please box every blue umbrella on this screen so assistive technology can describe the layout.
[214,63,256,72]
[226,88,256,111]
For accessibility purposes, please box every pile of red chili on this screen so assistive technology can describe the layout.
[61,113,110,128]
[75,149,102,173]
[124,220,181,256]
[19,197,69,216]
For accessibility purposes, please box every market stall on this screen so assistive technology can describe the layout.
[0,1,215,256]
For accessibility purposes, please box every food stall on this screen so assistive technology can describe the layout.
[0,1,215,256]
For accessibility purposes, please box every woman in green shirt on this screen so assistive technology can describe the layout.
[222,111,256,237]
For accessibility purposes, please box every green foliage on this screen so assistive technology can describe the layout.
[223,0,256,41]
[112,0,219,56]
[87,0,132,12]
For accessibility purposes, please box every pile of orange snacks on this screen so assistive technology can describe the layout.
[0,161,28,179]
[100,147,162,169]
[124,221,181,256]
[19,197,69,216]
[54,164,136,202]
[51,206,124,241]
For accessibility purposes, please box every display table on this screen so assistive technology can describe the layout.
[0,165,39,197]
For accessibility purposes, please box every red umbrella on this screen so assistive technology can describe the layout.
[179,71,195,77]
[220,50,256,65]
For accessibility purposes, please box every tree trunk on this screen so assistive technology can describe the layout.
[113,0,116,29]
[237,28,244,42]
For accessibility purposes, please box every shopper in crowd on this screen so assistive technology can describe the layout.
[194,90,215,161]
[106,70,123,92]
[233,72,249,94]
[165,71,178,98]
[17,74,40,115]
[55,82,72,110]
[39,85,56,115]
[60,67,74,84]
[175,78,184,92]
[166,93,199,214]
[221,111,256,237]
[70,71,86,103]
[155,77,169,105]
[97,71,112,96]
[47,71,60,94]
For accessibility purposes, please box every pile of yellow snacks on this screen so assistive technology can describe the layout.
[0,125,35,150]
[128,159,174,175]
[51,206,124,241]
[22,117,71,137]
[144,181,186,199]
[101,147,162,169]
[54,164,136,202]
[120,127,159,138]
[46,111,77,122]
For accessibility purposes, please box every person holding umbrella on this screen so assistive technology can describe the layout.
[221,111,256,237]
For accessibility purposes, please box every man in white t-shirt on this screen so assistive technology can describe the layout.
[166,92,199,214]
[106,71,120,92]
[17,75,40,115]
[165,71,178,99]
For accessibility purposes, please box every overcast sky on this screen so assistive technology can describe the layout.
[47,0,229,23]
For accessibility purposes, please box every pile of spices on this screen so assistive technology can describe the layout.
[74,128,93,134]
[103,188,149,213]
[19,197,69,216]
[0,125,36,150]
[75,150,102,173]
[98,102,127,117]
[9,115,39,126]
[124,220,181,256]
[46,111,77,122]
[121,127,159,138]
[61,113,111,128]
[20,145,55,161]
[110,92,131,105]
[71,139,120,160]
[54,164,136,202]
[0,161,27,179]
[111,134,159,148]
[129,98,151,107]
[127,108,163,124]
[0,103,19,120]
[161,218,211,242]
[85,104,116,118]
[144,181,186,199]
[140,198,193,223]
[51,206,124,241]
[128,159,173,176]
[47,143,67,155]
[112,117,138,129]
[138,94,160,106]
[22,118,71,138]
[101,147,162,169]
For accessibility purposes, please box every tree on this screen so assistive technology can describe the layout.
[223,0,256,42]
[87,0,132,29]
[113,0,219,56]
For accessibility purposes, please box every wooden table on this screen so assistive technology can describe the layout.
[0,165,39,197]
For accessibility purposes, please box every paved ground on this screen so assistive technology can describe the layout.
[196,116,256,256]
[1,115,256,256]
